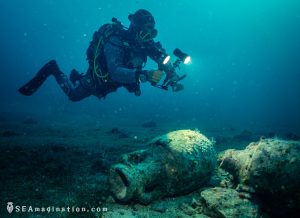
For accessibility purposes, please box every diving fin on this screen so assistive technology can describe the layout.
[18,60,59,96]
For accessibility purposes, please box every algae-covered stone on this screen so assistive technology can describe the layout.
[109,129,217,204]
[219,138,300,214]
[220,138,300,192]
[200,187,260,218]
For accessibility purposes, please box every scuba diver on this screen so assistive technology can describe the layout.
[19,9,186,101]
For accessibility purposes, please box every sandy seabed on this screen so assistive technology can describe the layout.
[0,112,298,217]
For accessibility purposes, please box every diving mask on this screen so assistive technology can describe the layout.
[136,27,158,42]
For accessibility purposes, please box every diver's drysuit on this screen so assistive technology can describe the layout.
[19,25,169,101]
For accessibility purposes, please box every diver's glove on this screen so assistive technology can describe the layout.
[136,70,163,84]
[147,70,163,84]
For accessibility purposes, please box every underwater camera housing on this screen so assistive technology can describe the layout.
[155,48,191,92]
[111,17,190,92]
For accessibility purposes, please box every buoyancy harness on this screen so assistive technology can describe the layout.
[86,19,124,81]
[86,18,144,97]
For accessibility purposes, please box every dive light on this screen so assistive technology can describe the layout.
[162,55,171,65]
[173,48,191,64]
[152,48,191,92]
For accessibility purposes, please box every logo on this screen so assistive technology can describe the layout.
[7,202,14,214]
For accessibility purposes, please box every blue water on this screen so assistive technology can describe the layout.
[1,0,300,134]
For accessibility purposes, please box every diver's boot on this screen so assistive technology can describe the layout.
[18,60,60,96]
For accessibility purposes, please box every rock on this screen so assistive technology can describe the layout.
[107,127,122,134]
[219,138,300,215]
[107,128,129,138]
[150,203,167,213]
[108,129,217,204]
[208,168,234,188]
[104,208,136,218]
[283,132,300,141]
[200,187,260,218]
[141,121,157,128]
[236,184,255,194]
